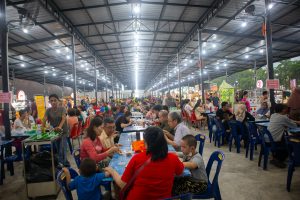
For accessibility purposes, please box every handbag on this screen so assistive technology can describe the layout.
[119,158,151,200]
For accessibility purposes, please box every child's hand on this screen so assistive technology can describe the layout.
[62,167,69,173]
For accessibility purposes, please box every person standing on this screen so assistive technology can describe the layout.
[259,91,269,108]
[288,87,300,121]
[30,98,38,120]
[42,94,69,166]
[212,92,220,109]
[241,91,251,113]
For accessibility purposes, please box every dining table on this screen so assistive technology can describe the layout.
[109,132,191,176]
[249,118,270,124]
[123,125,147,133]
[255,122,300,135]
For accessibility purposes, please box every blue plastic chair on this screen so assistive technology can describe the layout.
[257,127,276,170]
[228,120,243,153]
[56,167,79,200]
[285,136,300,192]
[245,122,259,160]
[0,140,18,185]
[213,119,225,148]
[195,134,206,156]
[72,149,81,169]
[207,115,215,143]
[192,150,225,200]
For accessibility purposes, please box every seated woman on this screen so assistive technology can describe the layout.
[235,104,255,123]
[67,108,79,131]
[80,116,119,163]
[193,100,206,120]
[14,109,31,131]
[105,126,184,200]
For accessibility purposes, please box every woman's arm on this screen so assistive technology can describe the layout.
[83,140,109,162]
[105,167,126,189]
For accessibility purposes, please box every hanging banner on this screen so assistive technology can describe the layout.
[17,90,26,101]
[34,95,46,120]
[266,79,279,89]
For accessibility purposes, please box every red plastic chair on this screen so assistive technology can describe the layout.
[69,123,79,151]
[76,121,82,146]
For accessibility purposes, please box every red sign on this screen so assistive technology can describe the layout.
[266,79,279,89]
[0,92,11,103]
[256,80,263,88]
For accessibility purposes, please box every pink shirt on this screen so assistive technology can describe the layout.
[241,98,251,112]
[80,137,108,162]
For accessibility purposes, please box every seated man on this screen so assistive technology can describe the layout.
[173,135,208,195]
[164,111,191,150]
[256,102,270,118]
[267,104,300,167]
[115,111,133,133]
[216,101,234,133]
[99,118,119,150]
[158,110,174,139]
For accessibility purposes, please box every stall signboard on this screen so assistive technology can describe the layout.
[266,79,279,89]
[219,81,235,108]
[290,79,296,90]
[0,92,11,103]
[256,80,263,88]
[17,90,26,101]
[34,95,46,120]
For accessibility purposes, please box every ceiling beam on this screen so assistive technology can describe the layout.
[60,1,210,12]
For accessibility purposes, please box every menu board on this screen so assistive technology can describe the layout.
[35,95,46,120]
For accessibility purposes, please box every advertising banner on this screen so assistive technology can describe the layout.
[35,95,46,120]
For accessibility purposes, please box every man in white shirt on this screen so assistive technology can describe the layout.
[164,111,191,150]
[184,99,193,117]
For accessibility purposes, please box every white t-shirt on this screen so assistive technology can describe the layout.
[14,118,28,131]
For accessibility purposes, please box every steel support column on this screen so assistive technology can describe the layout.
[197,29,205,104]
[62,80,64,97]
[105,69,108,102]
[111,74,114,100]
[0,0,11,142]
[94,57,98,104]
[167,65,170,93]
[265,0,275,113]
[71,35,77,106]
[177,52,181,104]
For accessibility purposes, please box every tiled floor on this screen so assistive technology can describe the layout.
[0,129,299,200]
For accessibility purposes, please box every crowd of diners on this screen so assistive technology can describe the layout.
[8,87,300,199]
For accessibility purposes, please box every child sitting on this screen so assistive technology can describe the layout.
[172,135,208,195]
[62,158,108,200]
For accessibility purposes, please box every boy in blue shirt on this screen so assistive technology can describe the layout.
[62,158,108,200]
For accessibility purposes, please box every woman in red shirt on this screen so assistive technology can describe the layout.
[105,127,184,200]
[80,116,119,162]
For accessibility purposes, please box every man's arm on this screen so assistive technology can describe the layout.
[163,130,174,140]
[62,168,71,189]
[183,161,198,170]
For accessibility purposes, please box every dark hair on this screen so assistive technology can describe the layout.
[87,116,103,141]
[77,105,85,111]
[79,158,97,177]
[152,104,162,112]
[68,108,76,116]
[262,91,268,95]
[206,98,211,103]
[193,99,202,111]
[144,127,168,161]
[49,94,59,100]
[162,105,169,112]
[221,101,228,108]
[119,105,126,113]
[124,111,132,117]
[168,111,182,123]
[19,109,27,116]
[243,91,248,96]
[182,135,197,148]
[274,103,288,113]
[111,106,118,112]
[103,117,114,125]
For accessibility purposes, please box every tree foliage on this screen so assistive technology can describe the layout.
[211,59,300,90]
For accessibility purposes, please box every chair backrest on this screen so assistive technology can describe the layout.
[257,126,274,147]
[56,167,79,200]
[213,118,224,132]
[164,193,192,200]
[72,148,81,168]
[246,122,258,138]
[77,121,83,136]
[228,120,244,136]
[195,134,206,155]
[70,123,79,139]
[285,136,300,166]
[206,151,225,191]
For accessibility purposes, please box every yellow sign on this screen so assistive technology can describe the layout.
[35,95,46,120]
